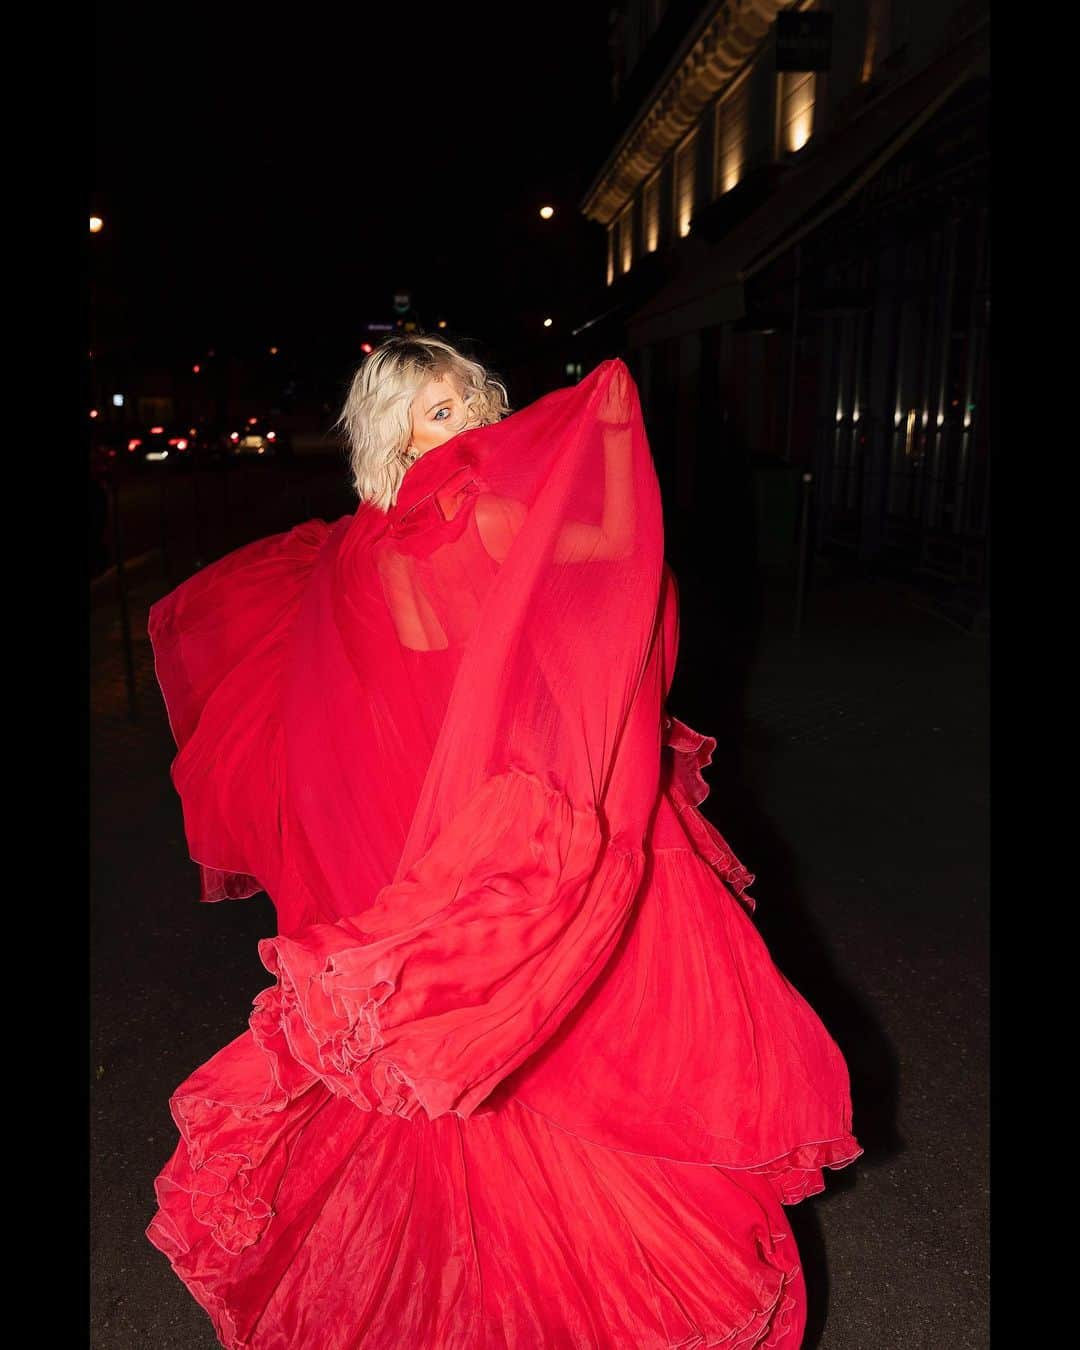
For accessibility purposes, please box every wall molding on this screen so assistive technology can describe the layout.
[583,0,787,226]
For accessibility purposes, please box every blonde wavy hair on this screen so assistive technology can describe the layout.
[337,335,511,511]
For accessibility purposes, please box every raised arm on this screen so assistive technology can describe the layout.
[477,420,637,565]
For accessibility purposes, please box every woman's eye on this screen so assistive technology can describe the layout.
[434,407,451,421]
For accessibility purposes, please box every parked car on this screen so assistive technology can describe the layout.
[123,424,199,466]
[226,417,288,458]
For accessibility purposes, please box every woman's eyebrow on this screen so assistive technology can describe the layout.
[425,397,453,415]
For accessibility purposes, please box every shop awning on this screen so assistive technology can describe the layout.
[628,18,989,348]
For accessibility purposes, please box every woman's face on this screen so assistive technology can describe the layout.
[408,373,471,458]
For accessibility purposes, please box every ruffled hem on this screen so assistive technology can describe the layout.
[249,765,645,1122]
[662,712,756,908]
[147,1066,810,1349]
[197,863,263,904]
[747,1135,864,1206]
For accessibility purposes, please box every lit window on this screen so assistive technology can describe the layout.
[674,131,697,237]
[715,77,750,194]
[619,203,634,274]
[778,70,816,155]
[643,172,660,252]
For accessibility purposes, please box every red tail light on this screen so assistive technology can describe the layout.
[150,426,164,434]
[128,439,142,452]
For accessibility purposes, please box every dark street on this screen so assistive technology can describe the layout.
[90,484,988,1348]
[92,0,990,1342]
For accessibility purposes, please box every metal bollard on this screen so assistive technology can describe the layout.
[109,476,139,722]
[793,471,814,639]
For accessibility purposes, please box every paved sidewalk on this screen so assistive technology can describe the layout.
[90,528,988,1348]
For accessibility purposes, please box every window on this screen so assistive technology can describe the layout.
[715,76,750,194]
[674,131,697,237]
[618,203,634,274]
[643,172,660,252]
[777,70,816,155]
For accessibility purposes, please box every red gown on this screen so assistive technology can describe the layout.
[146,360,860,1348]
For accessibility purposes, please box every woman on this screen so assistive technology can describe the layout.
[146,336,860,1347]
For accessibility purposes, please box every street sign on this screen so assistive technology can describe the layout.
[776,12,832,71]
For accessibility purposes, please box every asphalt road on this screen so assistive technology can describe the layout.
[90,482,989,1349]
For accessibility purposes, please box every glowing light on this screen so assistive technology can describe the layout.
[922,410,929,428]
[176,439,188,450]
[835,410,844,424]
[248,417,258,425]
[230,432,240,442]
[360,342,373,354]
[963,414,972,429]
[146,450,169,461]
[643,175,660,252]
[257,447,265,455]
[112,394,124,407]
[853,409,860,424]
[894,411,903,428]
[904,410,918,455]
[128,439,141,452]
[675,132,697,238]
[437,320,448,329]
[936,413,945,428]
[266,431,276,441]
[89,216,103,234]
[539,206,554,220]
[150,426,164,434]
[89,409,99,419]
[269,346,279,355]
[780,72,816,155]
[192,364,201,374]
[543,318,553,328]
[189,427,197,435]
[789,114,812,153]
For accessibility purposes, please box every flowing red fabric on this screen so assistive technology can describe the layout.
[146,360,860,1348]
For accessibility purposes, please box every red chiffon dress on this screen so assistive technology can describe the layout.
[145,359,860,1348]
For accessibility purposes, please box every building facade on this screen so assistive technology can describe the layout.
[577,0,989,625]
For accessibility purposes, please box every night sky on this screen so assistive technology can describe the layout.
[93,1,615,381]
